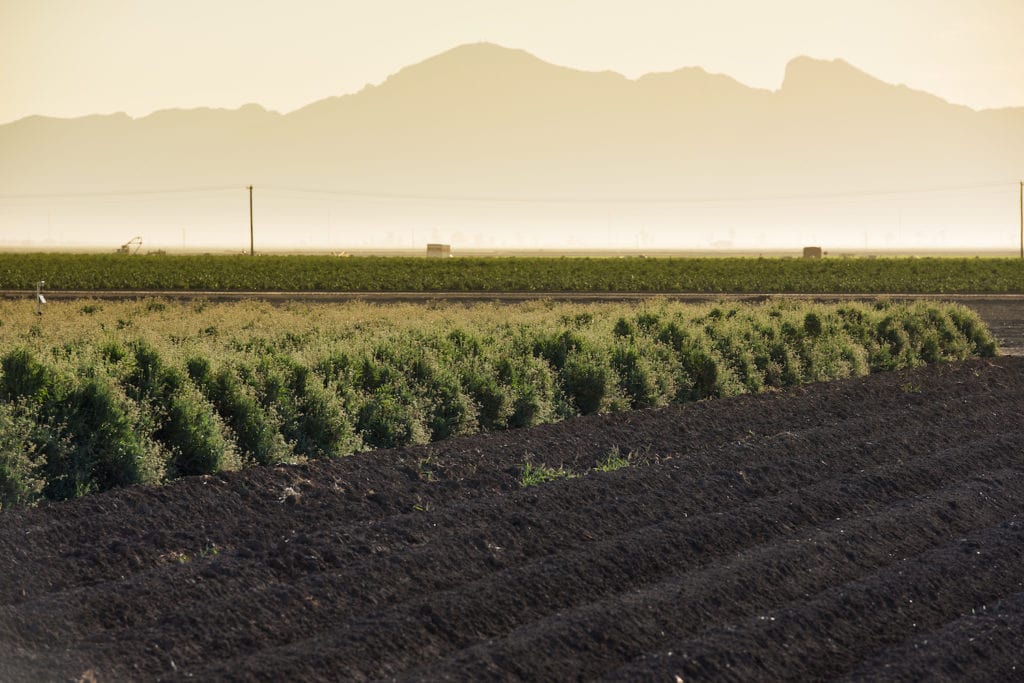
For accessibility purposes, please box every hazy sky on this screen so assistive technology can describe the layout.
[2,0,1023,125]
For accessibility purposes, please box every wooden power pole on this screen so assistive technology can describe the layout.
[248,185,254,256]
[1020,180,1023,259]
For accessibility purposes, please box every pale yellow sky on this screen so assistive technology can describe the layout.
[1,0,1022,125]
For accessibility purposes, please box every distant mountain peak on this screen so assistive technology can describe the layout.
[432,41,537,60]
[779,54,967,113]
[386,41,553,81]
[369,41,631,103]
[780,55,886,94]
[637,65,765,93]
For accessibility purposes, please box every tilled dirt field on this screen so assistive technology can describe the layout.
[2,358,1023,681]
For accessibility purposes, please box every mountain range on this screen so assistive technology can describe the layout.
[1,43,1021,250]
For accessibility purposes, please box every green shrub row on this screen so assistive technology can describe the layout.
[0,300,997,509]
[2,253,1024,293]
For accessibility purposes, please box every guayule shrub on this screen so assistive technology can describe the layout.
[43,373,164,500]
[0,348,56,404]
[0,402,44,510]
[357,389,429,449]
[192,363,291,467]
[561,349,611,415]
[425,373,478,440]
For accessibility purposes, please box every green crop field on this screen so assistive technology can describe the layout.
[0,297,996,508]
[1,253,1023,293]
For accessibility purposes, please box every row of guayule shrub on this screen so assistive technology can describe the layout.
[0,301,996,508]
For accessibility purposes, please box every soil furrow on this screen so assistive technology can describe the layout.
[176,450,1023,681]
[840,590,1024,682]
[395,472,1024,682]
[604,516,1024,682]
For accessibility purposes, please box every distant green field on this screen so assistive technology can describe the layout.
[1,253,1023,293]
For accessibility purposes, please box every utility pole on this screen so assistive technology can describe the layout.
[248,185,254,256]
[1019,180,1023,259]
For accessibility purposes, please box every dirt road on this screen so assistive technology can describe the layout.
[1,357,1022,680]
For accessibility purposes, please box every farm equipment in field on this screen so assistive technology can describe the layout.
[117,236,143,254]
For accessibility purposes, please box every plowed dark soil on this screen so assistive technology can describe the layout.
[2,357,1023,682]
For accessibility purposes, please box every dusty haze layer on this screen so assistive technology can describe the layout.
[1,43,1021,253]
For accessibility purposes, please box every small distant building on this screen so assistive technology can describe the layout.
[426,243,452,258]
[802,246,823,259]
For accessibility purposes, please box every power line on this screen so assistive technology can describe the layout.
[0,179,1014,205]
[260,180,1016,206]
[0,186,240,200]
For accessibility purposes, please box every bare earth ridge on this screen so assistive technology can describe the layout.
[1,356,1022,681]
